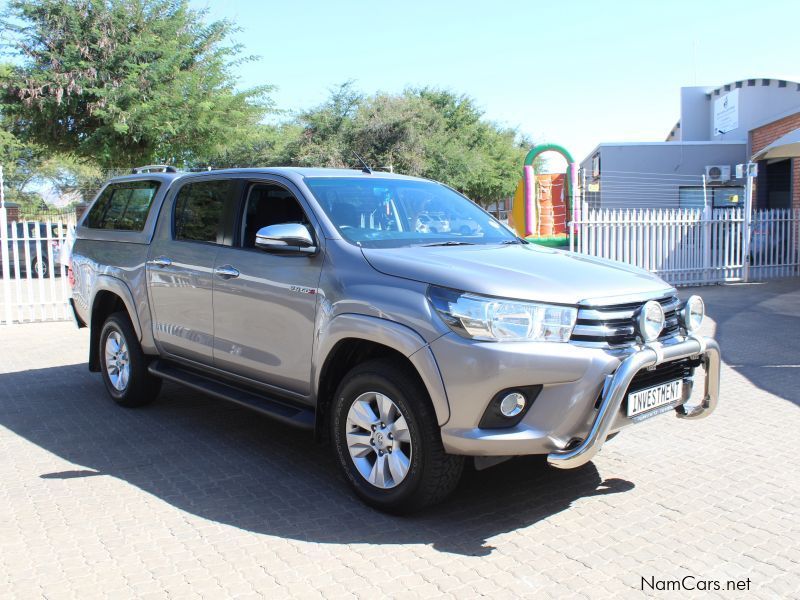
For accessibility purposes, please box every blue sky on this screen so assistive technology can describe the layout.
[192,0,799,170]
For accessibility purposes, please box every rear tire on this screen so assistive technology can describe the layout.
[332,359,463,513]
[99,312,161,407]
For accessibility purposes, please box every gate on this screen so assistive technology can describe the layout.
[0,208,76,325]
[570,206,800,286]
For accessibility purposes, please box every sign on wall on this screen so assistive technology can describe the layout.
[713,89,739,135]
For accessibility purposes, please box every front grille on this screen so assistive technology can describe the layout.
[594,356,702,409]
[571,295,682,348]
[627,356,702,393]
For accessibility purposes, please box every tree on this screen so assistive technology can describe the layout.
[0,67,48,210]
[0,0,272,168]
[36,154,106,205]
[202,122,302,169]
[290,85,529,205]
[289,81,364,169]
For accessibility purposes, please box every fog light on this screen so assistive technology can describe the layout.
[479,385,541,428]
[637,300,665,342]
[681,295,705,332]
[499,392,526,417]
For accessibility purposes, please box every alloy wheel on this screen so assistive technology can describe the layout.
[345,391,413,489]
[104,331,130,391]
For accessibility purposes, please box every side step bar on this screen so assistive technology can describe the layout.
[148,360,315,430]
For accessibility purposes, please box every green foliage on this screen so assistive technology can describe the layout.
[288,84,529,204]
[0,0,272,168]
[0,0,530,206]
[36,154,106,202]
[204,122,303,169]
[0,85,47,209]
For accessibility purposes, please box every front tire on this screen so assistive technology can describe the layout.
[99,312,161,407]
[332,359,463,513]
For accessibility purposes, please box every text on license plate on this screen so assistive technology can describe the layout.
[627,379,683,417]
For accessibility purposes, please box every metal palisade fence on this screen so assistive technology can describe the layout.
[571,206,800,286]
[0,208,77,325]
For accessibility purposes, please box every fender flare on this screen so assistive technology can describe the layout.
[88,275,153,371]
[91,275,143,340]
[314,314,450,425]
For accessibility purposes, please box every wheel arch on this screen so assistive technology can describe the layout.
[313,314,450,440]
[88,278,142,372]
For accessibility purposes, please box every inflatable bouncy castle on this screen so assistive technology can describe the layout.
[510,144,578,247]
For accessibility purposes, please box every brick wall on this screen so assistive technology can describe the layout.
[750,112,800,210]
[2,204,21,221]
[794,161,800,210]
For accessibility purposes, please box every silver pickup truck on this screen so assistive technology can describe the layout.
[70,166,720,513]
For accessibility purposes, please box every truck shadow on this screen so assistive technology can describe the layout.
[690,279,800,407]
[1,364,634,556]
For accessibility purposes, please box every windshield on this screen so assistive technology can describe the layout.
[304,177,518,248]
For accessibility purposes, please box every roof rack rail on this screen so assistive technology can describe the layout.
[131,165,178,174]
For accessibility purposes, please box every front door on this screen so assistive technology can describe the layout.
[148,178,238,364]
[212,180,324,396]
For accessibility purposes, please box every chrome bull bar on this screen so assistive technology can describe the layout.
[547,336,721,469]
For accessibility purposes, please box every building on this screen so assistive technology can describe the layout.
[750,110,800,210]
[582,78,800,210]
[1,202,21,221]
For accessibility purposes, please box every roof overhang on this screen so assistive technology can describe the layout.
[752,128,800,161]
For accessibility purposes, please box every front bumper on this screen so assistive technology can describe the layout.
[547,335,720,469]
[432,333,720,463]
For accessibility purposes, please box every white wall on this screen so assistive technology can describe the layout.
[581,142,747,208]
[708,81,800,142]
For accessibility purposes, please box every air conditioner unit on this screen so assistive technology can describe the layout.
[705,165,731,183]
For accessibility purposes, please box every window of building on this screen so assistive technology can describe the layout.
[713,187,744,208]
[678,186,744,209]
[678,187,706,208]
[174,180,237,244]
[85,181,160,231]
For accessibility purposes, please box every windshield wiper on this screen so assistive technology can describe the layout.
[421,240,476,247]
[500,239,526,245]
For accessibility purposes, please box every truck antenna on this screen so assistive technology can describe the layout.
[352,151,372,174]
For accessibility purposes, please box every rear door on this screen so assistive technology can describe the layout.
[147,178,240,364]
[211,179,324,396]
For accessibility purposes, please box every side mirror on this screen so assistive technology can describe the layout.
[255,223,317,255]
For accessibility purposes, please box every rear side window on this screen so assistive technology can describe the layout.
[173,180,236,244]
[86,181,160,231]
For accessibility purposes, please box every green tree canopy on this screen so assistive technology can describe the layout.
[285,83,530,205]
[0,0,272,168]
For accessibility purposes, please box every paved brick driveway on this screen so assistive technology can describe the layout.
[1,280,799,599]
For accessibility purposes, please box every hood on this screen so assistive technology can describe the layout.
[361,243,674,305]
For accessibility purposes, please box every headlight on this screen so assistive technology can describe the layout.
[636,300,665,342]
[680,295,705,332]
[428,286,577,342]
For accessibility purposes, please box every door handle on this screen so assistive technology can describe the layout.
[214,265,240,279]
[149,256,172,267]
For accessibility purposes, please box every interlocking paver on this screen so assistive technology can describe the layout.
[1,280,799,598]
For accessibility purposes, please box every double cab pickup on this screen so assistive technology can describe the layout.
[71,166,720,512]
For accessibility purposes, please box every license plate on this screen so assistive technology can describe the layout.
[627,379,683,418]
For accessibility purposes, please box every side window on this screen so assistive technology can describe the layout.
[240,184,311,249]
[85,181,160,230]
[174,180,236,245]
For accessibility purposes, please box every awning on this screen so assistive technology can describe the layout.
[752,127,800,161]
